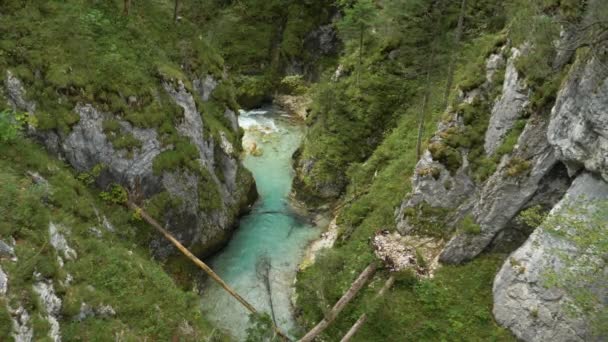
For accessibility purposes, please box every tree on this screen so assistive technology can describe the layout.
[174,0,179,22]
[123,0,131,16]
[442,0,466,108]
[337,0,378,85]
[414,0,446,160]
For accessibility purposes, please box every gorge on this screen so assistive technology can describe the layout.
[0,0,607,341]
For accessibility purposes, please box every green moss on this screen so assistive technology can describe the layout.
[278,75,308,95]
[102,118,120,133]
[402,202,452,239]
[152,138,200,175]
[198,168,222,211]
[416,166,441,180]
[428,142,462,174]
[505,157,531,177]
[458,214,481,235]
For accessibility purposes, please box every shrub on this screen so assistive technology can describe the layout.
[417,166,441,180]
[458,214,481,235]
[100,184,128,204]
[278,75,308,95]
[394,269,419,288]
[505,157,531,177]
[428,142,462,173]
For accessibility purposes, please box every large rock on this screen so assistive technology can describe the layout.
[493,172,608,342]
[440,116,561,263]
[484,48,529,155]
[4,72,256,259]
[395,150,475,235]
[548,56,608,181]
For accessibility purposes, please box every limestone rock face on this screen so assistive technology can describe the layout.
[484,48,529,155]
[4,72,256,258]
[548,57,608,182]
[395,151,475,235]
[440,117,562,263]
[492,172,608,342]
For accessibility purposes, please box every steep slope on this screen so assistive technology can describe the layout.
[294,0,607,341]
[193,0,340,108]
[1,0,256,260]
[0,135,227,340]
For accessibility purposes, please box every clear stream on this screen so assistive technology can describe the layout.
[200,108,321,340]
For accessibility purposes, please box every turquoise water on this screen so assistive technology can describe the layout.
[200,108,320,340]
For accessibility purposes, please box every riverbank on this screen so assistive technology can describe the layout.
[199,107,322,340]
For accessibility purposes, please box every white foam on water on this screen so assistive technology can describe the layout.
[238,109,279,133]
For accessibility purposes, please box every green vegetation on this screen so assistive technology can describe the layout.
[0,134,224,340]
[292,0,592,340]
[401,203,452,239]
[505,157,532,177]
[0,0,239,164]
[296,253,515,341]
[458,214,482,235]
[152,138,200,175]
[198,0,337,107]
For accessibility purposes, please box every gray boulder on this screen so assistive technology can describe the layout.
[484,48,529,155]
[440,117,561,263]
[493,172,608,342]
[548,56,608,181]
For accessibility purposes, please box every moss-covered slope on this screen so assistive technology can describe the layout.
[0,135,228,341]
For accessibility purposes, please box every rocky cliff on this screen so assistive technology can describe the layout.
[4,70,256,259]
[394,42,608,340]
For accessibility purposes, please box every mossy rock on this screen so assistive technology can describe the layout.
[428,142,462,174]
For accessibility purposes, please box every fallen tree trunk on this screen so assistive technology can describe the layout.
[126,201,290,341]
[339,275,396,342]
[298,263,378,342]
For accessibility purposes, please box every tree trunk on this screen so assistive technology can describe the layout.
[442,0,467,108]
[415,1,445,160]
[339,275,395,342]
[126,201,290,341]
[173,0,179,23]
[357,23,364,86]
[298,263,377,342]
[415,68,432,160]
[340,314,368,342]
[123,0,131,16]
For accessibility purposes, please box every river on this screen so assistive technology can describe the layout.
[200,107,321,340]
